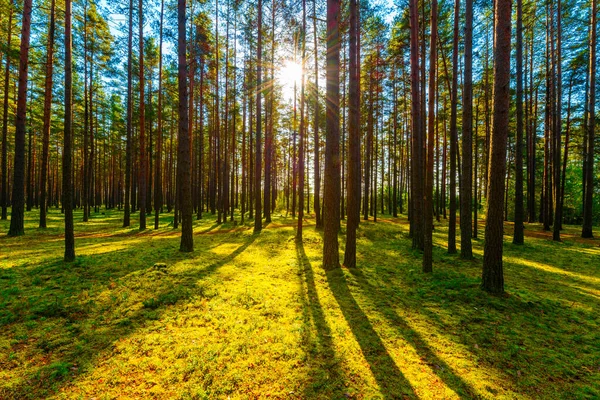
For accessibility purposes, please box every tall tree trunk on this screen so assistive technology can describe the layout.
[447,0,459,253]
[39,0,55,228]
[63,0,75,260]
[582,0,596,238]
[513,0,525,244]
[423,0,437,272]
[139,0,147,230]
[343,0,360,267]
[1,0,13,221]
[323,0,341,269]
[483,0,511,294]
[409,0,423,250]
[460,0,473,258]
[155,0,164,229]
[178,0,193,251]
[313,0,322,228]
[297,0,307,240]
[8,0,33,236]
[254,0,263,233]
[553,0,562,241]
[123,0,134,228]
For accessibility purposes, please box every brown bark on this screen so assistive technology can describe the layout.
[254,0,263,233]
[63,0,75,261]
[323,0,341,269]
[1,0,13,221]
[39,0,56,229]
[582,0,596,238]
[8,0,33,236]
[178,0,193,251]
[423,0,437,272]
[447,0,459,254]
[482,0,512,294]
[513,0,525,244]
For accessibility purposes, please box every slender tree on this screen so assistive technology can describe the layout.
[582,0,595,239]
[39,0,56,229]
[297,0,307,240]
[254,0,263,234]
[483,0,512,294]
[423,0,437,272]
[343,0,360,268]
[1,0,14,221]
[155,0,165,229]
[513,0,525,244]
[409,0,422,250]
[323,0,341,269]
[461,0,474,258]
[447,0,459,253]
[63,0,75,261]
[139,0,147,230]
[8,0,33,236]
[178,0,193,251]
[123,0,134,228]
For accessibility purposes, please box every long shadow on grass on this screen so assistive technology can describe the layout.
[295,242,346,397]
[348,268,479,398]
[0,231,258,399]
[326,267,417,398]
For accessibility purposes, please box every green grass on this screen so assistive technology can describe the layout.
[0,207,599,399]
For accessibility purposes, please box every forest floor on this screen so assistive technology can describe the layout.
[0,208,599,399]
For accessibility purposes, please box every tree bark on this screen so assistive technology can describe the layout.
[39,0,55,228]
[323,0,341,269]
[513,0,525,244]
[8,0,33,236]
[178,0,193,251]
[483,0,511,294]
[582,0,596,238]
[423,0,437,272]
[254,0,263,233]
[460,0,474,258]
[1,0,13,221]
[63,0,75,261]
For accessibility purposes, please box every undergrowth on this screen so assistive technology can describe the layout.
[0,208,598,399]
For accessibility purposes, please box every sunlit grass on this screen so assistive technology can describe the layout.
[0,207,599,398]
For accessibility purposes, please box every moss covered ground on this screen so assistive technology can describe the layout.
[0,208,599,399]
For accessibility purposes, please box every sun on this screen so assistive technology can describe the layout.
[277,59,303,101]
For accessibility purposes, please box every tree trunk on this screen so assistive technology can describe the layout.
[155,0,164,229]
[39,0,56,229]
[1,0,13,221]
[582,0,596,238]
[447,0,459,254]
[138,0,147,230]
[313,0,322,228]
[460,0,473,258]
[423,0,437,273]
[343,0,360,268]
[513,0,525,244]
[123,0,134,228]
[297,0,307,240]
[482,0,511,294]
[254,0,263,233]
[178,0,193,251]
[409,0,423,250]
[8,0,33,236]
[323,0,341,269]
[63,0,75,260]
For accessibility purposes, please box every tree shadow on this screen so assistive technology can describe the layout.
[0,230,258,398]
[295,241,346,397]
[325,267,417,399]
[347,267,479,398]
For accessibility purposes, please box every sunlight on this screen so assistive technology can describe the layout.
[277,59,303,101]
